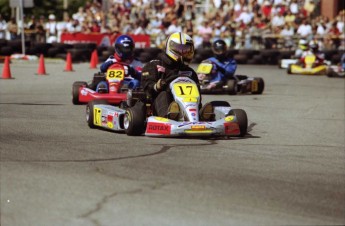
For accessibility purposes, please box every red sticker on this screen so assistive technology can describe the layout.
[146,122,171,135]
[107,115,113,122]
[224,122,240,135]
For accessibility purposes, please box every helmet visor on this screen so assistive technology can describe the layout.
[116,42,134,59]
[169,40,194,62]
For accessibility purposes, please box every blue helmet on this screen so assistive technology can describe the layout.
[114,35,135,61]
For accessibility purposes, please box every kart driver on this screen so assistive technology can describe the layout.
[199,39,237,89]
[300,40,325,66]
[96,35,141,93]
[294,39,308,59]
[141,32,213,121]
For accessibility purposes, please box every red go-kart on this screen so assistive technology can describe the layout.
[72,64,133,105]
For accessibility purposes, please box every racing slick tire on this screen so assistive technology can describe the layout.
[287,64,292,74]
[252,77,265,94]
[86,100,109,129]
[209,101,231,107]
[229,109,248,137]
[124,102,146,136]
[327,68,335,77]
[226,79,237,95]
[72,81,87,105]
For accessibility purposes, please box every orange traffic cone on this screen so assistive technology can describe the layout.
[36,54,48,75]
[1,56,13,79]
[64,52,74,72]
[89,50,98,69]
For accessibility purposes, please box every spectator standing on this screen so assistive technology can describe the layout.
[0,14,7,39]
[7,18,18,40]
[236,6,254,25]
[284,9,296,25]
[45,14,58,43]
[271,11,285,28]
[297,19,312,39]
[165,19,182,35]
[280,24,295,49]
[261,0,272,18]
[35,16,46,43]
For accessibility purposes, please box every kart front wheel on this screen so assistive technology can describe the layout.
[72,81,87,105]
[252,77,265,94]
[229,108,247,137]
[226,79,237,95]
[124,102,146,136]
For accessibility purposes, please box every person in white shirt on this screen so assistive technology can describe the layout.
[289,0,299,14]
[297,19,312,38]
[0,14,7,39]
[45,14,58,43]
[165,19,182,35]
[235,7,253,25]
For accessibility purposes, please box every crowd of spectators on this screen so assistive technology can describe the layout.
[0,0,344,51]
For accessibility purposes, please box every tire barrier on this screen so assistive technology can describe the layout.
[0,38,342,66]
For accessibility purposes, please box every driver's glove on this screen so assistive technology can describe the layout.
[154,79,166,92]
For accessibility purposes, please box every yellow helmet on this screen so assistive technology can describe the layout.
[165,32,194,65]
[298,39,308,51]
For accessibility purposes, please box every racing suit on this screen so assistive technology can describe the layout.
[141,53,200,117]
[300,50,325,67]
[204,56,237,88]
[97,55,141,92]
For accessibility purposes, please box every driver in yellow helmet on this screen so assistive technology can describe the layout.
[141,32,212,121]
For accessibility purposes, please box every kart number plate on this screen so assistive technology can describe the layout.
[106,69,124,80]
[251,80,258,92]
[191,125,206,130]
[173,83,199,102]
[94,107,102,126]
[196,63,213,74]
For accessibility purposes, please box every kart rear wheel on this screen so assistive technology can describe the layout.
[124,102,146,136]
[226,79,237,95]
[252,77,265,94]
[327,68,334,77]
[72,81,87,105]
[86,100,108,129]
[229,109,247,137]
[287,64,292,74]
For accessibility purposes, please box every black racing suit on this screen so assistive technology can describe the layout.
[141,53,201,117]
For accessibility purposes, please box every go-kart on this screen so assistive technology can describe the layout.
[72,63,134,105]
[196,62,264,95]
[327,64,345,78]
[287,55,328,75]
[279,58,330,69]
[85,73,248,137]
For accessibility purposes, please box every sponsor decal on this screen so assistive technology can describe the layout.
[146,122,171,135]
[154,117,169,122]
[224,116,235,122]
[224,122,240,135]
[191,125,206,130]
[251,80,258,92]
[177,122,210,127]
[81,89,88,96]
[191,113,196,116]
[107,122,114,128]
[157,65,165,72]
[189,108,197,112]
[93,108,102,126]
[107,114,113,122]
[109,86,116,92]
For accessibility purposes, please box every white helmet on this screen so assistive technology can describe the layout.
[165,32,194,65]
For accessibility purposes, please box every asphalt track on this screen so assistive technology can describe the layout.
[0,60,344,226]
